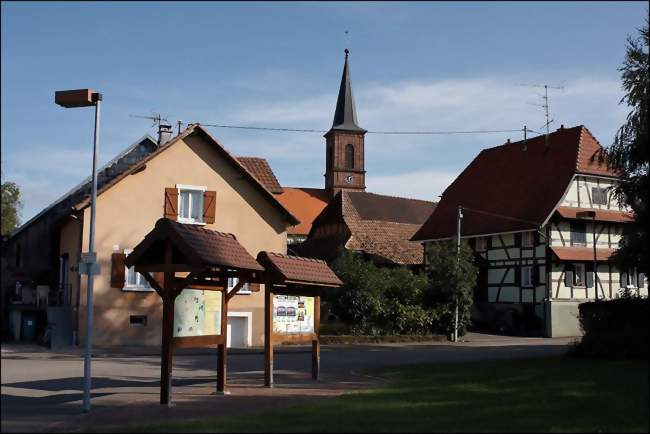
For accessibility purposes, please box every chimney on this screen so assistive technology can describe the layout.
[158,123,173,145]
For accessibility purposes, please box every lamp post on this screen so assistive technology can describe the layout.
[55,89,102,412]
[576,210,598,301]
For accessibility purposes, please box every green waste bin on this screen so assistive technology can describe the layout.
[21,313,38,341]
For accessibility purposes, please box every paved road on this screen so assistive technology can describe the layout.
[1,334,575,432]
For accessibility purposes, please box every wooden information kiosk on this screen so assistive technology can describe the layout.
[125,218,342,404]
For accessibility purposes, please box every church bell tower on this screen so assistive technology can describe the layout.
[324,49,367,199]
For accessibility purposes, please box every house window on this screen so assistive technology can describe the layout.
[522,232,535,247]
[129,315,148,327]
[475,237,488,251]
[573,263,586,287]
[345,144,355,169]
[124,249,154,292]
[177,184,205,223]
[521,266,533,287]
[592,187,608,205]
[625,268,637,288]
[227,276,251,295]
[570,222,587,246]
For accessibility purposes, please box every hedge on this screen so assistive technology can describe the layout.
[573,297,649,359]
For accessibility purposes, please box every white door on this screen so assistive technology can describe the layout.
[227,316,248,348]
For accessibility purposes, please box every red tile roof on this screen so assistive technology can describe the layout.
[276,187,330,236]
[237,157,284,194]
[300,191,436,266]
[126,218,263,271]
[257,251,342,287]
[550,246,616,262]
[555,207,633,223]
[412,125,619,241]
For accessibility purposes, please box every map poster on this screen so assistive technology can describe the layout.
[273,295,314,334]
[173,289,222,337]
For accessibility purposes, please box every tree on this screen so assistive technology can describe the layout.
[423,240,478,339]
[607,16,649,272]
[1,181,22,235]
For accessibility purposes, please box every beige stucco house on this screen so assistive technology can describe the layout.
[3,124,299,347]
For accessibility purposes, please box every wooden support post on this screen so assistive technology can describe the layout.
[312,295,321,381]
[217,285,229,394]
[264,282,274,387]
[160,241,175,406]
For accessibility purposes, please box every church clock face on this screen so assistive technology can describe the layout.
[345,175,354,184]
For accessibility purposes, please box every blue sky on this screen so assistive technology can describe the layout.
[1,1,646,222]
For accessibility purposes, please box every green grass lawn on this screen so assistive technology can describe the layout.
[125,357,648,433]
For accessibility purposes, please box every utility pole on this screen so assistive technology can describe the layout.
[592,213,598,302]
[455,205,463,343]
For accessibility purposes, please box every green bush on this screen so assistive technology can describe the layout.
[328,251,433,336]
[573,297,649,359]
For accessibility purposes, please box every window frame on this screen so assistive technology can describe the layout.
[592,187,608,206]
[521,265,534,288]
[345,144,355,169]
[475,237,488,252]
[573,263,586,287]
[626,267,637,289]
[570,222,587,246]
[123,249,155,292]
[176,184,206,224]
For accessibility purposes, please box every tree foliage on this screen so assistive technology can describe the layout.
[423,240,478,337]
[1,181,22,236]
[328,250,433,336]
[607,16,649,272]
[327,244,478,339]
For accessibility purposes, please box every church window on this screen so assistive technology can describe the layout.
[345,144,355,169]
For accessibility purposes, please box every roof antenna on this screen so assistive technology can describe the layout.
[129,113,172,145]
[518,82,565,147]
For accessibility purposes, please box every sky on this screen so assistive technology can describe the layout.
[1,1,647,223]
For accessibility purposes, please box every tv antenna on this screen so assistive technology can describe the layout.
[129,113,170,128]
[129,113,174,144]
[517,83,565,135]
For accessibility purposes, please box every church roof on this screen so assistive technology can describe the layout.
[299,191,436,266]
[411,125,620,242]
[330,49,366,133]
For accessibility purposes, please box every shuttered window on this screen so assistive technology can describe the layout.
[570,222,587,246]
[166,185,216,224]
[592,187,608,205]
[123,249,154,292]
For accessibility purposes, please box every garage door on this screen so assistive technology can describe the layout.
[227,316,248,348]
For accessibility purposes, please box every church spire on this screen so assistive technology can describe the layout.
[330,49,366,133]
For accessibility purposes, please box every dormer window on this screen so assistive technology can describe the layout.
[345,144,355,169]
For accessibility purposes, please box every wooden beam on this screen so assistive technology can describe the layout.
[160,241,175,406]
[173,334,225,349]
[312,295,321,381]
[226,271,254,303]
[140,272,164,297]
[264,281,274,388]
[217,270,229,394]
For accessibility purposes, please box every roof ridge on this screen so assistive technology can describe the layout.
[362,190,437,204]
[266,251,327,264]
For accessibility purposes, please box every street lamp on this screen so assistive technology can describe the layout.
[576,210,598,301]
[55,88,102,412]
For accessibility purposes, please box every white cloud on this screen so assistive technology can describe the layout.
[8,73,629,223]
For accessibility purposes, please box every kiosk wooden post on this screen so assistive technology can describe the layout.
[312,295,321,381]
[160,241,175,405]
[217,274,228,394]
[264,280,274,387]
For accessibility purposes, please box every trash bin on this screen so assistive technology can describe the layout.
[21,312,38,341]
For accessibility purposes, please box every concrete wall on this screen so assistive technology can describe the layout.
[75,131,288,347]
[545,300,582,337]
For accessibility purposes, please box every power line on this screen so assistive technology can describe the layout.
[461,206,540,227]
[199,122,524,135]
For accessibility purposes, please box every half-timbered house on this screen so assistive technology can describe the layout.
[412,125,647,337]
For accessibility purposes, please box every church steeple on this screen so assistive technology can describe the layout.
[330,49,366,133]
[325,49,367,199]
